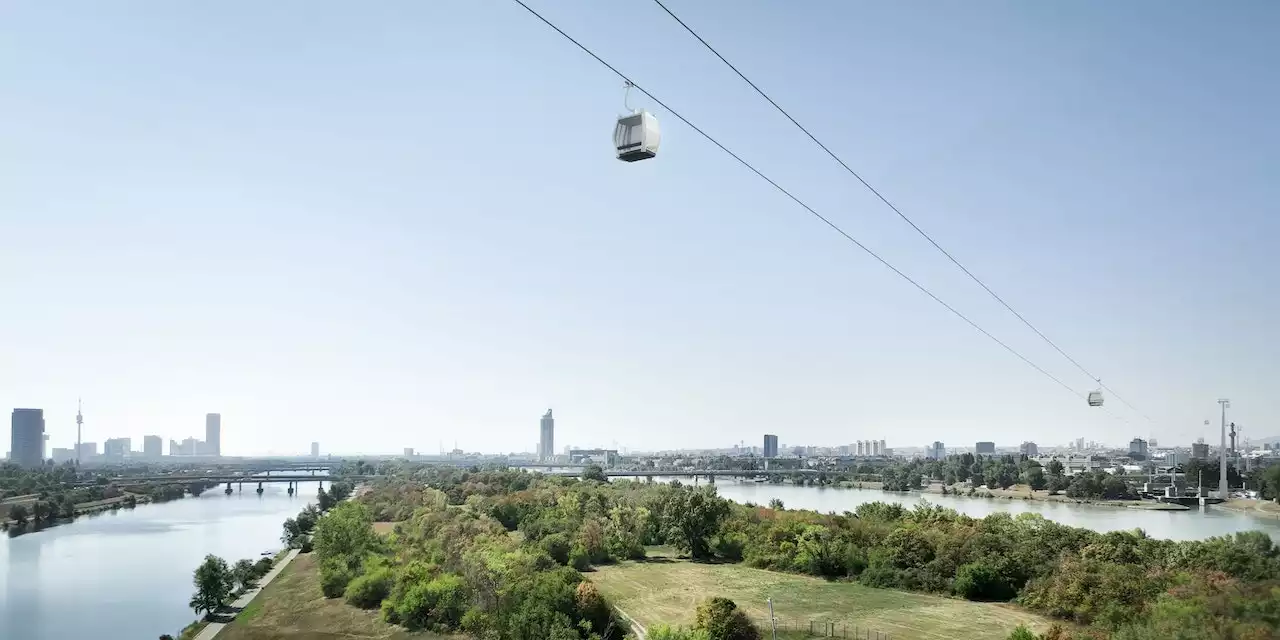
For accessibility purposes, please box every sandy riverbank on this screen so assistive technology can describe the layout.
[1220,498,1280,520]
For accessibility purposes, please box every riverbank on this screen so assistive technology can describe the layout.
[590,548,1057,640]
[192,549,300,640]
[1220,498,1280,520]
[213,551,441,639]
[825,480,1189,511]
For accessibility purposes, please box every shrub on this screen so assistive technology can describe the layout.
[954,561,1016,601]
[542,532,571,565]
[694,597,761,640]
[319,559,355,598]
[393,574,467,630]
[649,625,713,640]
[344,566,393,609]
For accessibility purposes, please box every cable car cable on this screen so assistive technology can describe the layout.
[649,0,1153,422]
[509,0,1088,403]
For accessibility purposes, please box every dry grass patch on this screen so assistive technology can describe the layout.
[590,552,1055,640]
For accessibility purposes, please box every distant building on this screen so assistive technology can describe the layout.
[763,434,778,458]
[1129,438,1148,459]
[1020,441,1038,457]
[310,442,320,457]
[169,437,202,456]
[1191,442,1209,459]
[879,439,887,456]
[51,447,76,464]
[976,441,995,454]
[78,442,98,459]
[143,435,162,458]
[929,441,945,460]
[570,448,619,466]
[205,413,221,457]
[104,437,131,459]
[538,410,555,462]
[10,409,45,468]
[403,447,415,457]
[838,444,851,456]
[1075,437,1085,450]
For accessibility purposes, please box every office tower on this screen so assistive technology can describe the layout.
[51,447,76,464]
[1020,441,1038,456]
[205,413,221,457]
[310,442,320,457]
[10,409,46,468]
[930,441,945,460]
[143,435,162,458]
[403,447,414,457]
[104,437,131,458]
[878,439,886,456]
[1129,438,1148,458]
[975,441,995,454]
[762,434,779,458]
[79,442,98,459]
[538,409,555,461]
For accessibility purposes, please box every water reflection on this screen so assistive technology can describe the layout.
[0,483,318,640]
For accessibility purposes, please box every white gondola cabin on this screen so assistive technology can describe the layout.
[1087,390,1104,407]
[614,110,660,162]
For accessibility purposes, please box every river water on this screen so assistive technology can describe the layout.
[0,480,320,640]
[692,478,1280,542]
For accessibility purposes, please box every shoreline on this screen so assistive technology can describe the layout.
[782,480,1193,511]
[1219,498,1280,520]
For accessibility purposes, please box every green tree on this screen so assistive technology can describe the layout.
[661,486,731,560]
[581,464,608,483]
[189,554,235,618]
[9,503,29,524]
[232,558,258,592]
[317,485,335,511]
[694,597,761,640]
[1024,466,1048,491]
[767,498,784,510]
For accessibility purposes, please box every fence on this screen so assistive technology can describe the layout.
[757,617,891,639]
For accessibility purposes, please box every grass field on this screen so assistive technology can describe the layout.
[589,552,1055,640]
[218,553,452,640]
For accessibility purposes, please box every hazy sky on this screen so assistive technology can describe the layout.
[2,1,1276,456]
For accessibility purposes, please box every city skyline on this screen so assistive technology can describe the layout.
[1,2,1275,456]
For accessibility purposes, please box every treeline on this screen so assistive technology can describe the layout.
[346,467,1280,639]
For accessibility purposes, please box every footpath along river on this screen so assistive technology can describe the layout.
[0,480,320,640]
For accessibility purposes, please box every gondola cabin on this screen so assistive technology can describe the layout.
[614,110,660,162]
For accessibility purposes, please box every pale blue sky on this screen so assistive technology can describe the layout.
[2,1,1276,456]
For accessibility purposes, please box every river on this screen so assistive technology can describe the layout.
[0,479,320,640]
[698,478,1280,541]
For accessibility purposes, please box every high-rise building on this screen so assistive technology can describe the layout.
[143,435,162,458]
[1129,438,1148,458]
[205,413,221,457]
[1020,441,1038,457]
[929,441,945,460]
[104,438,131,458]
[310,442,320,457]
[538,409,555,461]
[10,409,45,468]
[52,447,76,464]
[1075,437,1085,451]
[975,441,996,454]
[763,434,778,458]
[879,439,887,456]
[1191,442,1210,459]
[78,442,98,459]
[403,447,415,457]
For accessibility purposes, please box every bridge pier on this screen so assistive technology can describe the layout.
[287,481,295,496]
[224,482,233,495]
[256,481,264,495]
[238,481,243,493]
